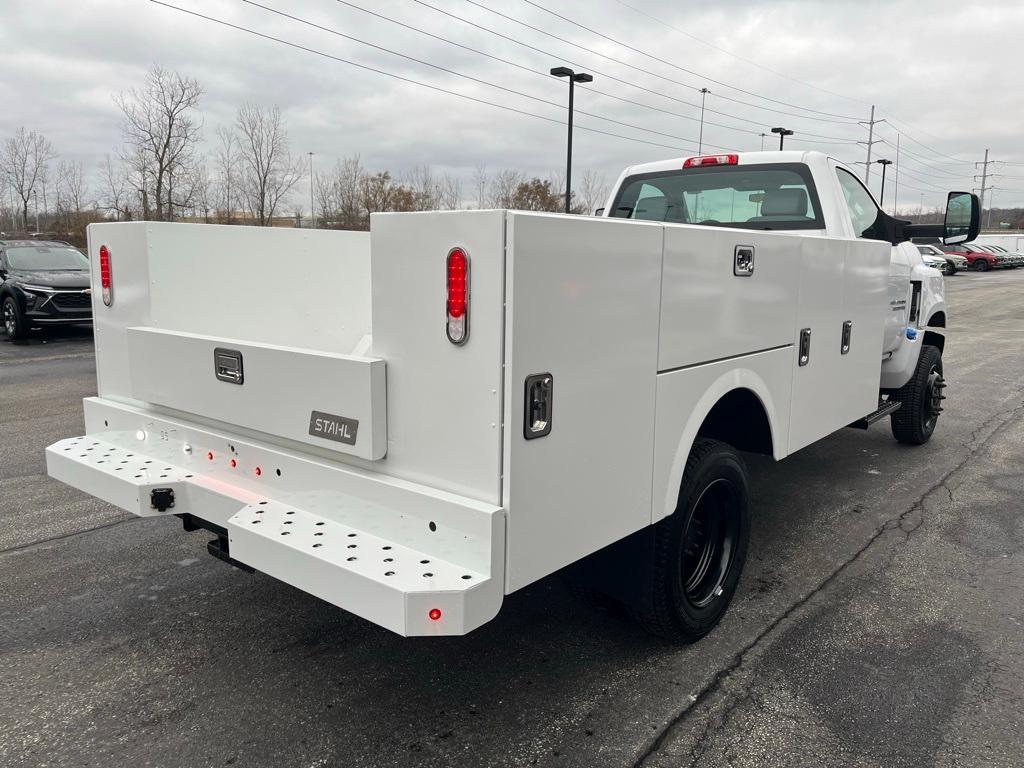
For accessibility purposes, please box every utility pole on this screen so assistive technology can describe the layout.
[33,189,39,232]
[697,87,709,154]
[975,149,990,227]
[892,133,900,216]
[308,152,315,229]
[858,105,886,185]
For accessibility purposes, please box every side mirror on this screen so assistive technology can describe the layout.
[942,191,980,245]
[594,207,605,217]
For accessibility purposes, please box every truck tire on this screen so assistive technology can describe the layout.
[631,439,750,642]
[890,344,944,445]
[2,295,28,340]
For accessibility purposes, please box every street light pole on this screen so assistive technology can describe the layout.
[308,152,315,229]
[875,159,892,207]
[771,126,794,150]
[551,66,593,214]
[33,189,39,232]
[759,132,766,151]
[698,87,710,154]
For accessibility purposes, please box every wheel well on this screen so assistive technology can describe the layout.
[696,388,773,456]
[923,330,945,353]
[928,311,946,328]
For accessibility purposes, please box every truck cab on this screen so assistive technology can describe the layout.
[602,151,950,389]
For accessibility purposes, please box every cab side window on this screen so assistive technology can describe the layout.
[836,168,882,239]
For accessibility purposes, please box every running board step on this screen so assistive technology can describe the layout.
[847,400,902,430]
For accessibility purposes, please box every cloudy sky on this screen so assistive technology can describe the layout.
[2,0,1023,213]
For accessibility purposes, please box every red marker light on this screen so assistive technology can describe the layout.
[254,466,262,477]
[98,245,113,306]
[229,458,237,468]
[683,153,739,168]
[206,451,214,461]
[428,608,442,621]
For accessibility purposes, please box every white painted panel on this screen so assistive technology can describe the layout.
[651,347,794,522]
[87,222,153,399]
[146,223,371,354]
[370,211,506,505]
[502,213,663,592]
[127,327,387,460]
[788,237,888,452]
[659,226,801,371]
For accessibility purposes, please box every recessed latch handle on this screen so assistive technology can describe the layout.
[798,328,812,366]
[734,245,755,276]
[524,373,553,440]
[214,347,244,385]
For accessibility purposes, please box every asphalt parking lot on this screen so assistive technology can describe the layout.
[2,270,1023,768]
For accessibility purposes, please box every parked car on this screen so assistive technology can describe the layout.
[917,243,967,274]
[941,243,1010,271]
[975,244,1024,267]
[0,240,93,340]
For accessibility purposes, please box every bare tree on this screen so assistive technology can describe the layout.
[473,162,488,209]
[0,127,56,230]
[114,64,203,221]
[56,160,88,232]
[577,169,609,215]
[213,126,241,222]
[99,154,133,221]
[488,169,523,208]
[235,103,303,226]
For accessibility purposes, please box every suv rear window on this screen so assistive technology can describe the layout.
[609,162,824,230]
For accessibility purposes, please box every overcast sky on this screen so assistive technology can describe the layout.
[2,0,1023,213]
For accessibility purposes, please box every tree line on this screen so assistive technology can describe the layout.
[0,64,609,243]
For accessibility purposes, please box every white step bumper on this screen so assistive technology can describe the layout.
[46,402,504,637]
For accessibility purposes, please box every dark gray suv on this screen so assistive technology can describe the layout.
[0,240,92,340]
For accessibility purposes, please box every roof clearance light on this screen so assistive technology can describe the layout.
[428,608,442,621]
[98,245,113,306]
[683,154,739,169]
[446,247,470,345]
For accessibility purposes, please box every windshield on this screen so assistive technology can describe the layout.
[5,246,89,271]
[610,162,824,230]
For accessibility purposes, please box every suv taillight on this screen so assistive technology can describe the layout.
[99,245,112,306]
[446,247,469,345]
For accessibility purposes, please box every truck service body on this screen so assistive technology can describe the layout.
[46,151,978,640]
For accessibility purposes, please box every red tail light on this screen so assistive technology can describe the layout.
[98,245,113,306]
[683,154,739,168]
[446,247,470,345]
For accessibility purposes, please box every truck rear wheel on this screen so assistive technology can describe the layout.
[631,439,750,642]
[890,344,944,445]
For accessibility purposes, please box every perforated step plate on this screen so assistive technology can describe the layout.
[47,430,504,636]
[228,500,496,635]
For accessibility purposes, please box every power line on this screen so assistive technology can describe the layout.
[515,0,863,121]
[332,0,860,145]
[607,0,872,109]
[446,0,860,126]
[149,1,694,154]
[240,0,727,151]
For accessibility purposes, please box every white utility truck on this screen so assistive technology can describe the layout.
[46,151,978,641]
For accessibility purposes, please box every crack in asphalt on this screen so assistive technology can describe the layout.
[632,395,1024,768]
[0,516,135,557]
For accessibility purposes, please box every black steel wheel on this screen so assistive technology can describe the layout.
[631,438,750,642]
[2,295,27,340]
[890,344,944,445]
